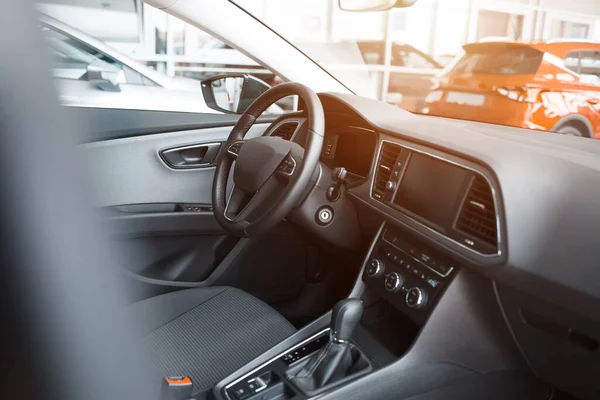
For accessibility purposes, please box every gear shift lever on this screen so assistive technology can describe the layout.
[330,298,363,343]
[287,299,368,394]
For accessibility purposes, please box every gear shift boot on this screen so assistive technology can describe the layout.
[285,299,373,396]
[286,342,371,395]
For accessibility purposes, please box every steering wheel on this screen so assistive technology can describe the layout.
[212,82,324,237]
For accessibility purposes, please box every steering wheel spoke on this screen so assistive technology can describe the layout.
[223,185,251,222]
[224,176,282,223]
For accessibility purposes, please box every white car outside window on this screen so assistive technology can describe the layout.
[41,13,286,114]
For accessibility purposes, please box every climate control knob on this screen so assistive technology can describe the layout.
[366,259,384,278]
[385,181,396,191]
[405,287,428,309]
[384,272,405,293]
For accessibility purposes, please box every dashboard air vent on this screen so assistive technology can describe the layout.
[372,142,401,199]
[271,122,298,141]
[456,175,498,248]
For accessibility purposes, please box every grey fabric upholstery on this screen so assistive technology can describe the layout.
[128,287,296,394]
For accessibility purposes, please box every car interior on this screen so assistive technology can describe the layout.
[4,1,600,400]
[74,80,600,400]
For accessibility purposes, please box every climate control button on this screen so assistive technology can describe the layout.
[405,287,428,309]
[366,259,385,278]
[384,272,405,293]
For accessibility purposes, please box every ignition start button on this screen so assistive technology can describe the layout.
[316,206,334,226]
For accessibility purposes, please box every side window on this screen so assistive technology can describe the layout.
[41,25,145,86]
[41,5,291,114]
[147,7,290,113]
[564,50,581,73]
[565,50,600,85]
[579,50,600,85]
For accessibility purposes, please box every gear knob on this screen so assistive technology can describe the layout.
[330,298,363,343]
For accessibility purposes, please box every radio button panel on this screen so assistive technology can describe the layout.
[363,225,457,324]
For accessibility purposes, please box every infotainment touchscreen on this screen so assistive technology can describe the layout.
[393,152,471,229]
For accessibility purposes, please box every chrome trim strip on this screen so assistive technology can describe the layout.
[223,328,330,399]
[349,221,386,298]
[223,187,236,222]
[369,139,502,258]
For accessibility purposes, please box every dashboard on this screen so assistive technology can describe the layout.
[273,92,600,400]
[276,91,600,314]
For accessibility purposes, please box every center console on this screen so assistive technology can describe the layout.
[362,224,456,325]
[214,221,461,400]
[224,299,373,400]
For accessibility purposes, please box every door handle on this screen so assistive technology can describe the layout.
[160,142,222,169]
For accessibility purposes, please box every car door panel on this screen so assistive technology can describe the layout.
[83,123,268,207]
[65,106,274,142]
[115,218,307,304]
[76,106,308,304]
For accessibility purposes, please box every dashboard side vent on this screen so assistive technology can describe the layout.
[456,175,498,248]
[372,142,401,199]
[271,122,298,141]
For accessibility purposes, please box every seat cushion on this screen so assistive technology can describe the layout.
[128,286,296,394]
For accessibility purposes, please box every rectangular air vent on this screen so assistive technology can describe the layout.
[456,175,498,248]
[271,122,298,141]
[372,142,402,200]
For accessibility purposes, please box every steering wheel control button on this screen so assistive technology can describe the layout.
[316,206,334,226]
[277,154,296,176]
[227,141,244,158]
[384,272,404,293]
[366,259,385,278]
[406,287,428,309]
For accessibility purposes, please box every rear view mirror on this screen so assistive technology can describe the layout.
[201,74,271,114]
[338,0,418,12]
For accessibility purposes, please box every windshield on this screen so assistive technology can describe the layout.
[233,0,446,101]
[451,46,543,75]
[233,0,600,139]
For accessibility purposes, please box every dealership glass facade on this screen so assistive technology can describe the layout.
[39,0,600,103]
